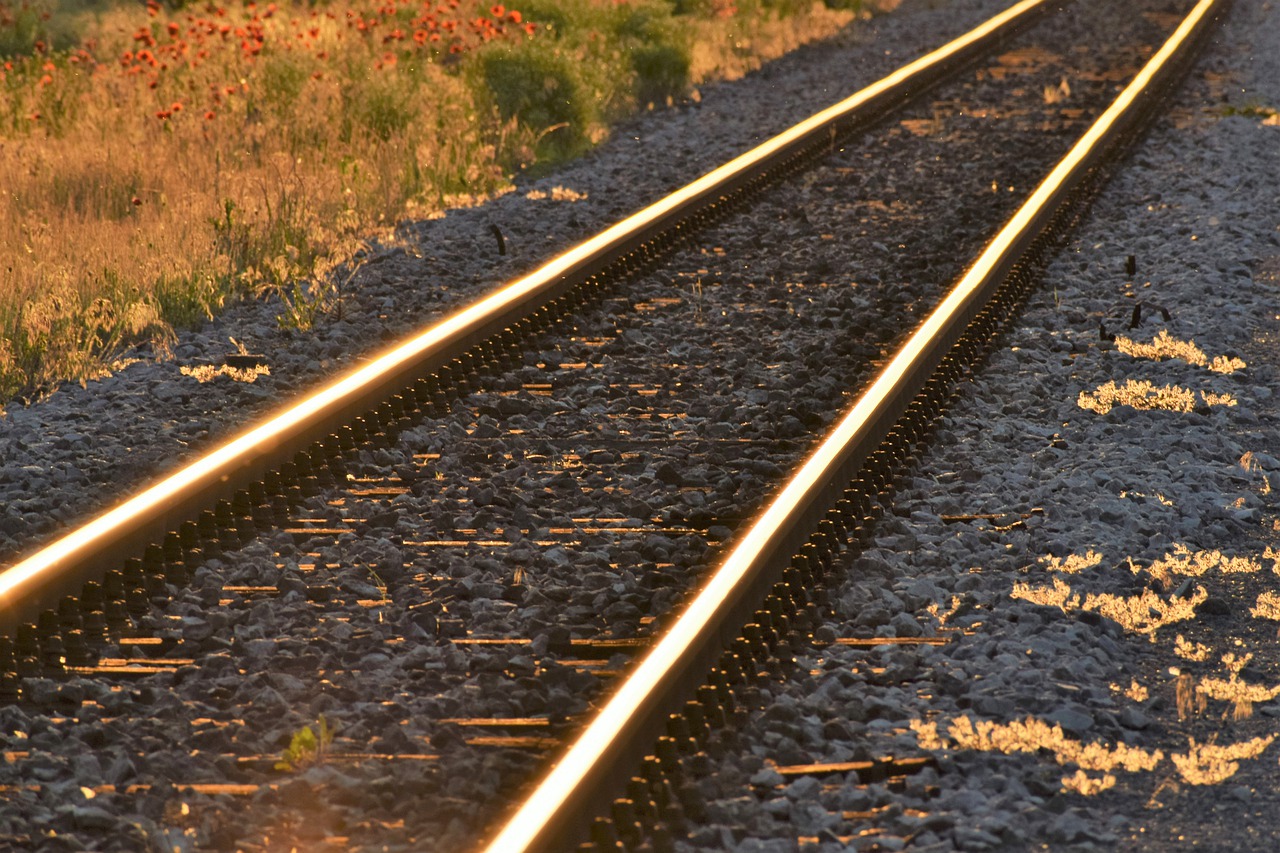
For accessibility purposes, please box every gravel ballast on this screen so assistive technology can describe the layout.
[680,0,1280,850]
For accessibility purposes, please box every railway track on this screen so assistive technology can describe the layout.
[0,0,1231,849]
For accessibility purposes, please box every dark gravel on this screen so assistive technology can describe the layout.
[680,0,1280,850]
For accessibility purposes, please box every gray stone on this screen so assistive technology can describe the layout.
[1045,704,1094,735]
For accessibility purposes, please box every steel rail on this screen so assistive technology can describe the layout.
[0,0,1053,632]
[479,0,1230,849]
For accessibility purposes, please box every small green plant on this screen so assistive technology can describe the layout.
[275,716,335,772]
[1218,101,1278,120]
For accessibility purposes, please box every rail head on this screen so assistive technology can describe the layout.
[478,0,1230,848]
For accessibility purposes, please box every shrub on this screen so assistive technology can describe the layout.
[0,0,80,58]
[480,45,594,161]
[612,3,691,106]
[632,42,689,106]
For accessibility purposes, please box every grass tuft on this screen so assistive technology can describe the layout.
[1077,379,1236,415]
[1171,736,1275,785]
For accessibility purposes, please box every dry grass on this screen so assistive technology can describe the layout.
[1174,633,1211,662]
[912,715,1276,790]
[911,715,1161,795]
[1060,769,1115,795]
[1114,328,1246,374]
[1171,736,1275,785]
[1077,379,1237,415]
[179,363,271,383]
[1142,544,1268,589]
[685,0,860,83]
[1040,549,1103,574]
[1174,653,1280,722]
[1250,590,1280,621]
[0,0,867,403]
[1011,576,1206,640]
[1111,679,1149,703]
[924,541,1280,799]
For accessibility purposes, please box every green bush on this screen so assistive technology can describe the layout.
[610,2,690,106]
[0,0,80,58]
[480,46,594,161]
[632,42,689,106]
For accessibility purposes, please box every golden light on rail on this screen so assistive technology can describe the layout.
[480,0,1225,847]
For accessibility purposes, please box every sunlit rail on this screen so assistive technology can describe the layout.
[479,0,1228,848]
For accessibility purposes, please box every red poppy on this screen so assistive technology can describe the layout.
[490,4,504,17]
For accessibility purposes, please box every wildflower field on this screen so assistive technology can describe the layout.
[0,0,867,401]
